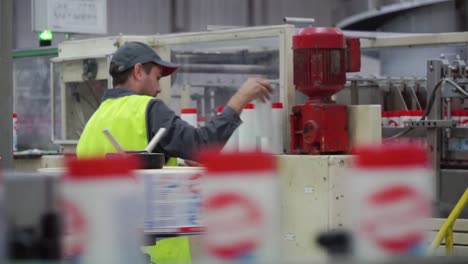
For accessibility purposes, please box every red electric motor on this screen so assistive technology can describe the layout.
[290,27,361,154]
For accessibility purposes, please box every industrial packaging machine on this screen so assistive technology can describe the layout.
[32,26,468,258]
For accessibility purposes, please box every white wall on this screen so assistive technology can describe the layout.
[14,0,173,49]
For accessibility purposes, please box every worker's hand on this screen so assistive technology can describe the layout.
[227,78,273,113]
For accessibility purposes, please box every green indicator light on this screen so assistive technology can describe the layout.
[39,30,53,41]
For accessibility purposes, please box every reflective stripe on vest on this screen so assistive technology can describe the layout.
[76,95,153,158]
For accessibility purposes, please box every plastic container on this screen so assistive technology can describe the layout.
[400,110,412,127]
[347,143,432,260]
[62,156,144,264]
[238,103,256,151]
[137,168,204,234]
[460,110,468,127]
[459,111,468,150]
[449,111,461,151]
[181,108,198,127]
[271,102,285,154]
[413,110,424,121]
[254,99,273,152]
[218,106,239,152]
[387,111,400,127]
[453,110,462,127]
[198,116,206,127]
[199,151,280,262]
[13,113,18,152]
[381,112,389,127]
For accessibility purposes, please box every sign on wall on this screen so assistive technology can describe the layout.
[32,0,107,35]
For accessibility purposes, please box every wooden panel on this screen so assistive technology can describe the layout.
[277,155,330,259]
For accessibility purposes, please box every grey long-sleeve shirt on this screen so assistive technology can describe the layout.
[103,88,242,160]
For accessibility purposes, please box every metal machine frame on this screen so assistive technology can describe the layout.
[355,32,468,203]
[50,25,295,151]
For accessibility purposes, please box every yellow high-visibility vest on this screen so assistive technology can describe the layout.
[76,94,191,262]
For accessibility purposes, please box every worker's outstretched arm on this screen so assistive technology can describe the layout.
[146,78,272,160]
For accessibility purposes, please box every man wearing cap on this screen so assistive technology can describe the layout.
[76,42,272,262]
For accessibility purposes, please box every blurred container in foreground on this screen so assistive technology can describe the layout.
[63,156,144,264]
[5,172,61,260]
[347,143,433,260]
[271,102,285,154]
[199,151,280,263]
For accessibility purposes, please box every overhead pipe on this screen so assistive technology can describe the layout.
[177,64,277,74]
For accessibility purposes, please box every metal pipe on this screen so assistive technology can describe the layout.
[177,64,277,74]
[283,17,315,25]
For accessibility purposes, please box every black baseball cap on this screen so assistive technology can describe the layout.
[110,41,178,76]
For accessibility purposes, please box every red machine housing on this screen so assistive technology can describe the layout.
[290,27,361,154]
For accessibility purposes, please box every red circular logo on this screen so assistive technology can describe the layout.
[61,199,88,258]
[388,120,399,127]
[361,185,430,253]
[204,192,262,259]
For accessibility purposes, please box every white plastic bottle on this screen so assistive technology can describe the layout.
[381,112,389,127]
[238,103,256,151]
[62,156,144,264]
[254,100,273,152]
[387,111,400,127]
[449,111,461,151]
[271,102,284,154]
[200,151,280,263]
[400,110,411,127]
[460,110,468,150]
[346,143,432,261]
[181,108,198,127]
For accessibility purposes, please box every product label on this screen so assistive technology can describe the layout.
[142,172,203,233]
